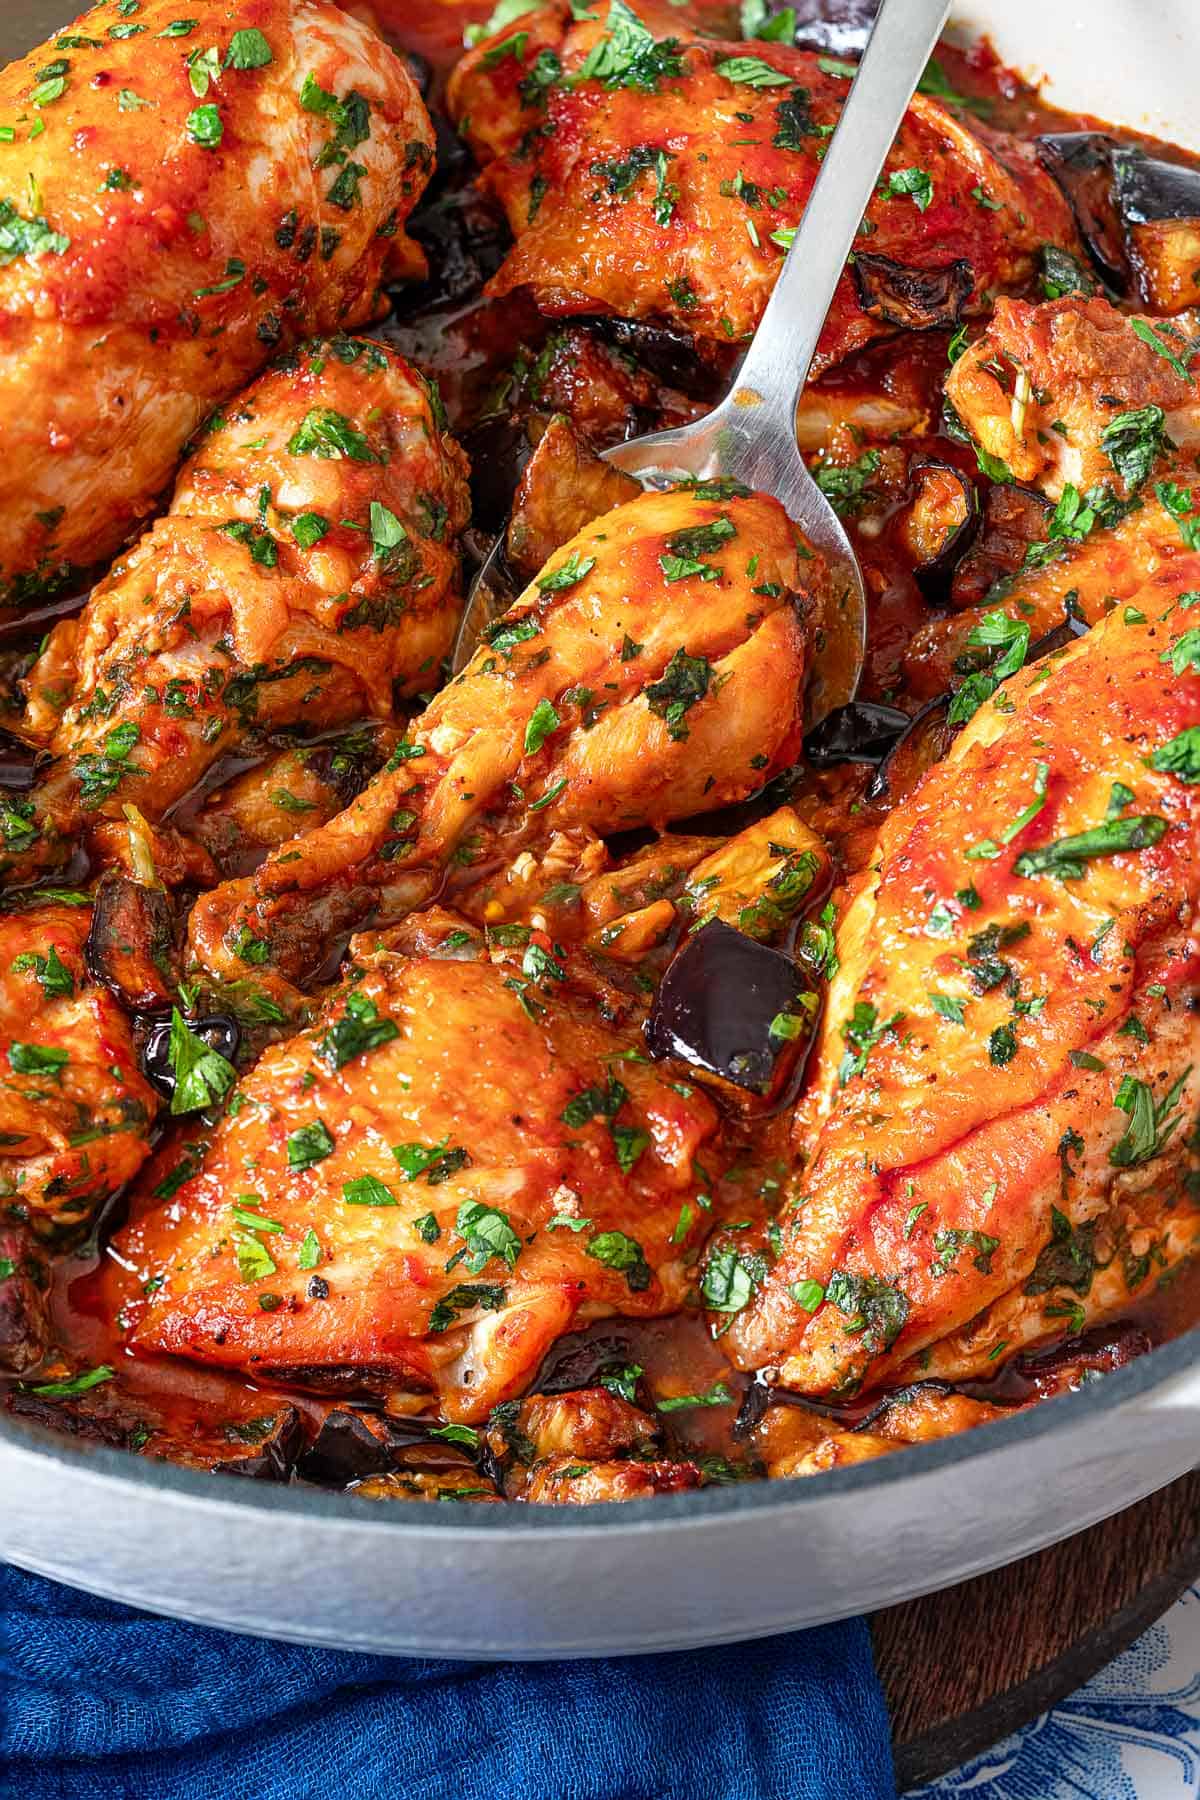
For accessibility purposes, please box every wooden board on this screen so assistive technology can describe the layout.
[873,1468,1200,1791]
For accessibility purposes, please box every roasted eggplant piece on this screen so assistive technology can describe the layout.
[646,919,817,1106]
[141,1013,239,1105]
[1036,132,1128,289]
[850,254,973,331]
[947,483,1054,612]
[1112,148,1200,312]
[85,875,177,1013]
[297,1408,404,1487]
[0,1221,50,1375]
[804,702,910,769]
[211,1407,306,1482]
[865,694,954,804]
[902,461,981,602]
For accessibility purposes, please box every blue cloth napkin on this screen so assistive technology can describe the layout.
[2,1561,895,1800]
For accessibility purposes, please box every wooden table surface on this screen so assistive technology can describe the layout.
[874,1467,1200,1791]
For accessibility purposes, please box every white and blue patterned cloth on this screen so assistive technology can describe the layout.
[909,1585,1200,1800]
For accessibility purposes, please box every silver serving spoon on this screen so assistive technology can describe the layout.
[453,0,952,723]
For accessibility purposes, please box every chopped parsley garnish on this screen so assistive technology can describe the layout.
[8,1041,68,1079]
[701,1247,766,1314]
[316,989,398,1068]
[790,1277,825,1311]
[1110,1068,1191,1169]
[427,1282,507,1333]
[1101,405,1171,492]
[947,610,1029,725]
[656,1380,734,1411]
[74,720,142,808]
[536,549,595,593]
[575,0,683,94]
[825,1269,909,1354]
[1131,317,1194,383]
[587,1229,652,1290]
[774,85,826,149]
[298,1229,322,1269]
[1149,726,1200,784]
[0,200,70,265]
[1014,814,1167,879]
[290,511,330,548]
[886,166,933,211]
[931,1227,999,1277]
[715,55,791,88]
[186,103,223,148]
[12,946,73,999]
[392,1137,471,1184]
[452,1199,523,1273]
[837,1001,904,1085]
[165,1009,236,1115]
[286,1119,335,1169]
[30,1365,115,1399]
[561,1076,628,1127]
[287,408,379,462]
[1038,245,1095,300]
[523,698,560,755]
[643,649,713,741]
[342,1174,398,1206]
[225,27,272,69]
[813,450,879,517]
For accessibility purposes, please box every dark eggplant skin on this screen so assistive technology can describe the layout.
[588,317,725,400]
[907,461,981,604]
[533,1330,643,1398]
[804,701,910,769]
[85,873,177,1012]
[851,253,973,330]
[0,1220,51,1375]
[296,1409,399,1486]
[212,1406,306,1481]
[1111,149,1200,312]
[1111,148,1200,223]
[141,1012,239,1103]
[646,919,817,1103]
[1036,132,1129,290]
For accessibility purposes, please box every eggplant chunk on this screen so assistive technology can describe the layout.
[1113,150,1200,313]
[85,875,177,1012]
[900,461,980,602]
[0,1221,51,1375]
[1036,131,1128,289]
[851,254,974,331]
[646,919,819,1107]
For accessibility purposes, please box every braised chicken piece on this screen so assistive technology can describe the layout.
[906,295,1200,693]
[945,295,1200,495]
[447,1,1075,372]
[0,898,156,1239]
[188,485,820,999]
[108,935,724,1422]
[6,338,468,885]
[722,572,1200,1397]
[0,0,436,610]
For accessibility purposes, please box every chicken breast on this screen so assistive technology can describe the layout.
[722,566,1200,1396]
[108,934,723,1422]
[7,336,468,885]
[0,0,434,607]
[187,484,821,998]
[447,0,1075,371]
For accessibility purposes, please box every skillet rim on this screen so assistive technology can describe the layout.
[4,1316,1197,1534]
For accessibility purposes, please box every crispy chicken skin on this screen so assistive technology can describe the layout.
[447,2,1074,371]
[0,0,434,605]
[188,486,819,996]
[723,573,1200,1396]
[0,900,156,1237]
[109,940,723,1422]
[6,338,468,884]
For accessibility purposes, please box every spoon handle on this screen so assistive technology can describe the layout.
[733,0,952,436]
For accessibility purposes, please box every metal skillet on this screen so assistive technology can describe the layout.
[3,0,1200,1658]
